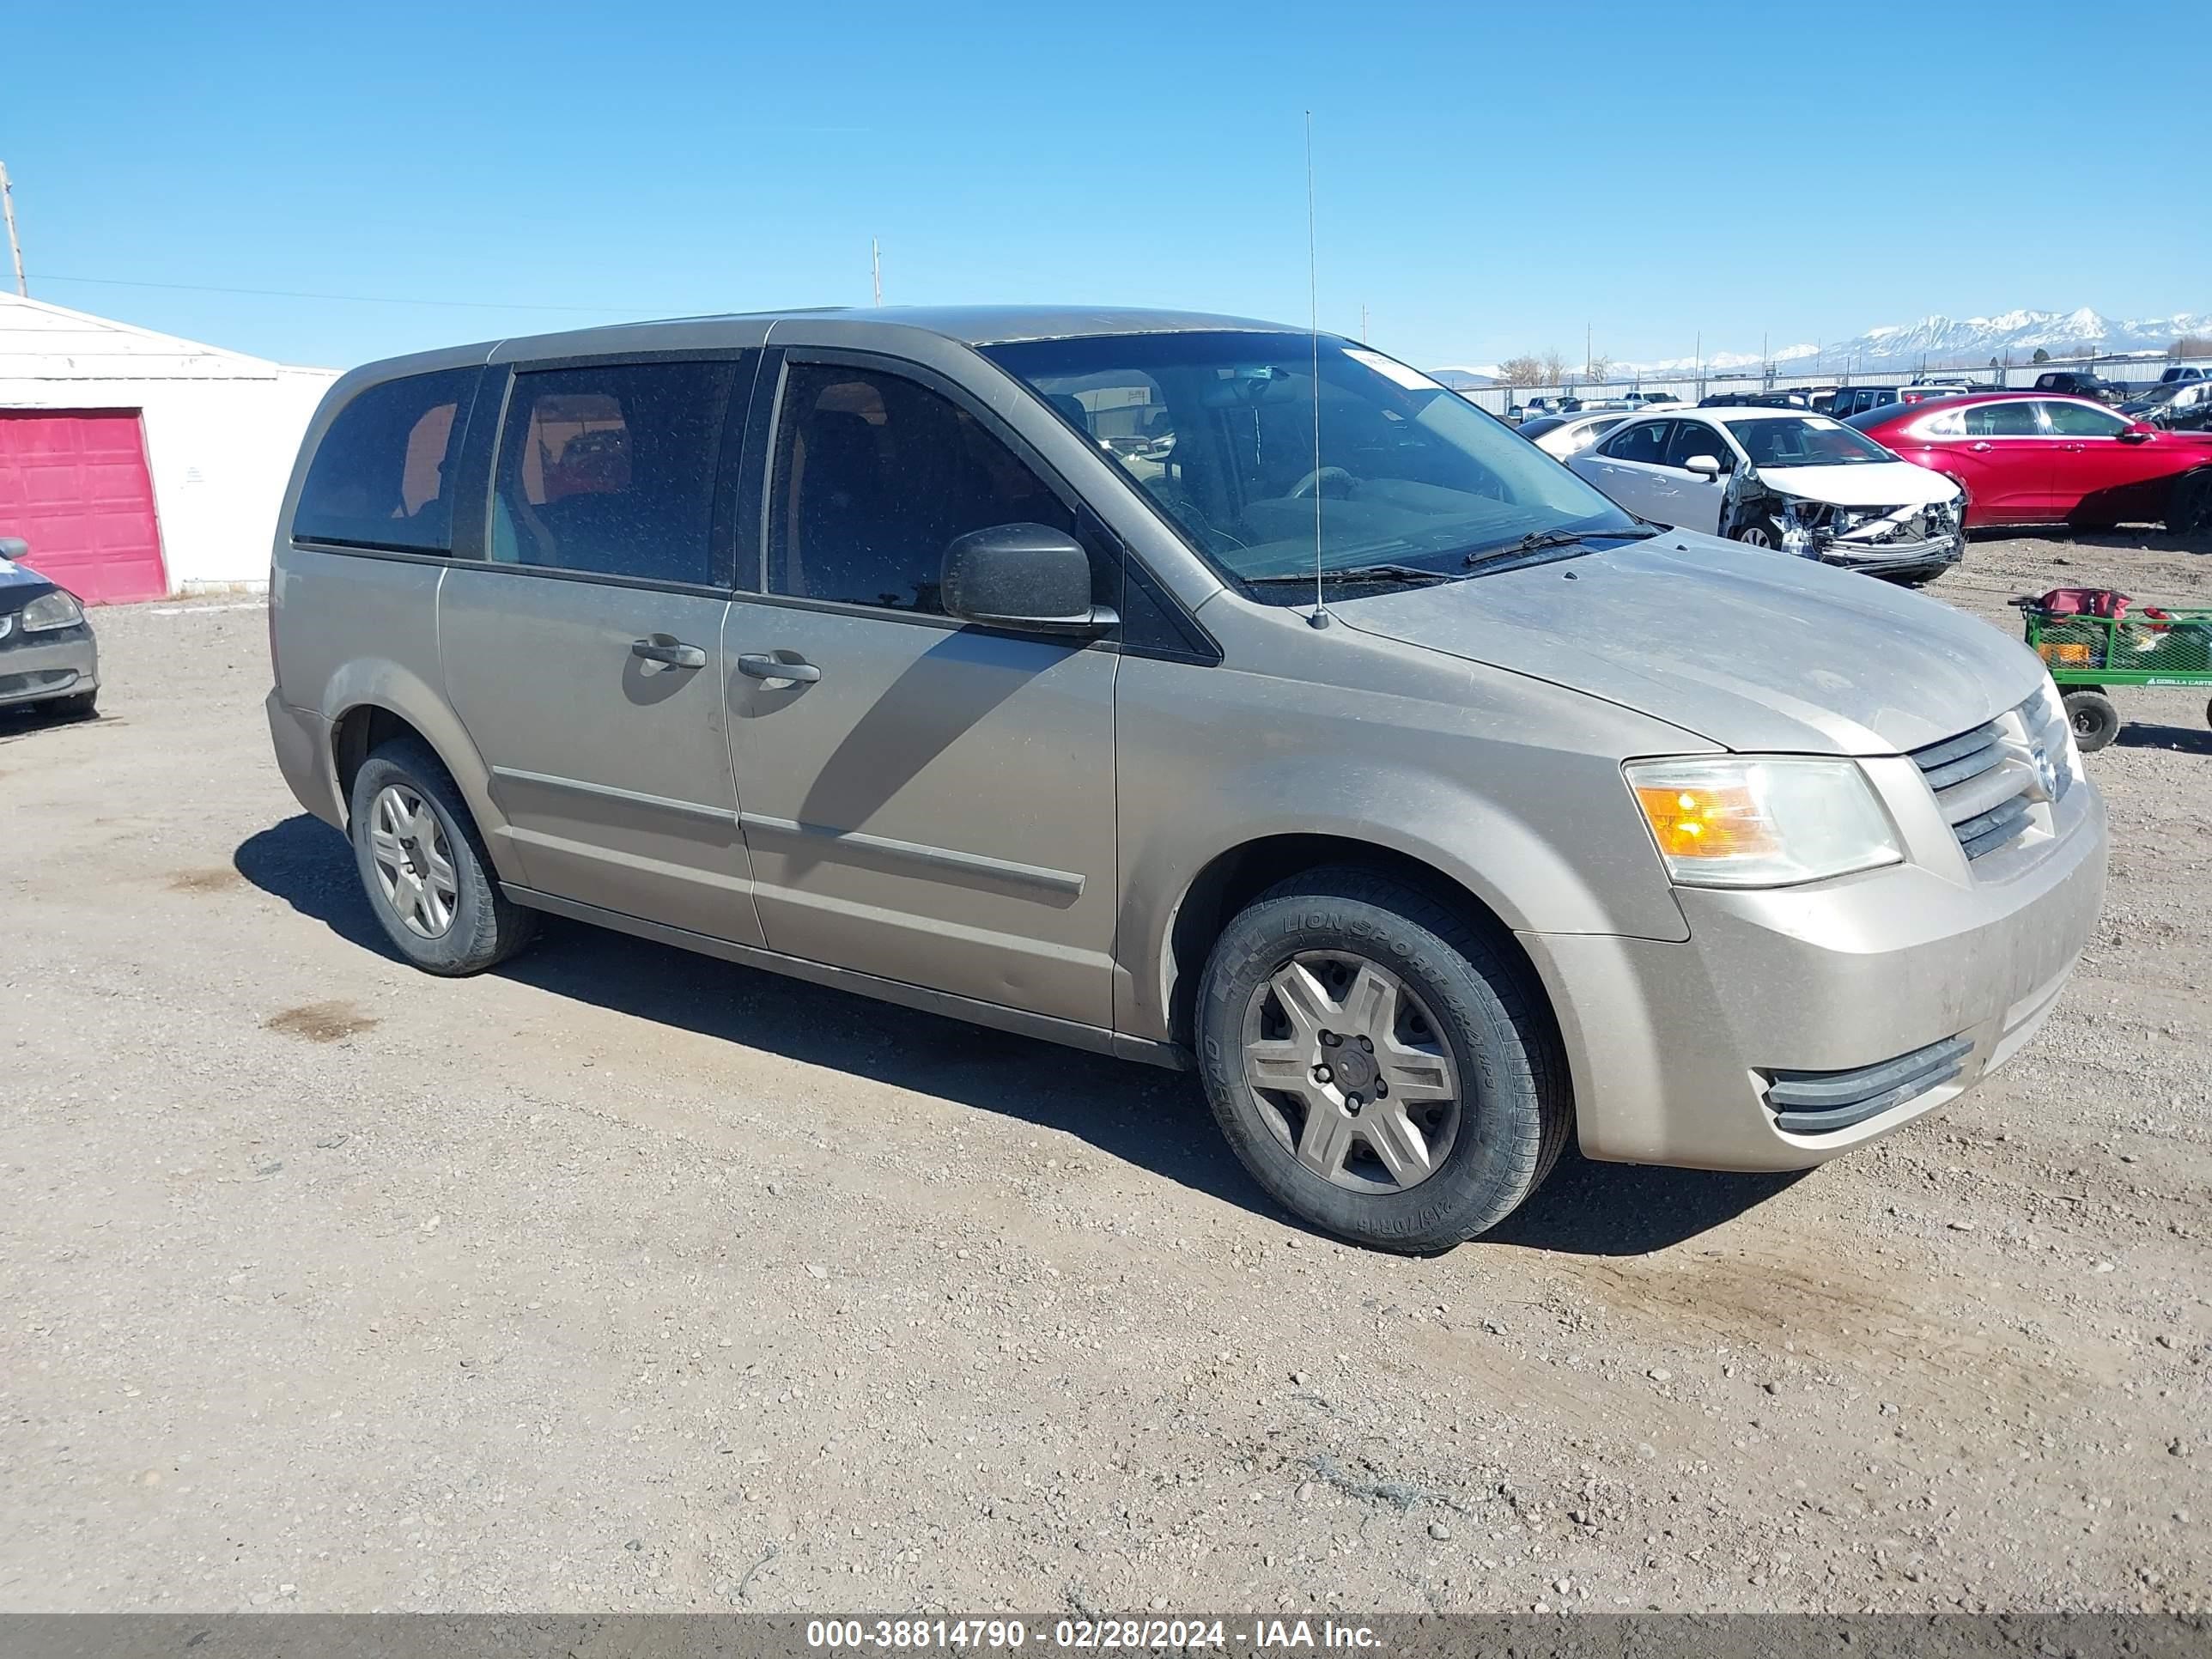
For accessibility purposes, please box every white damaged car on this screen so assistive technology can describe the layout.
[1569,406,1965,583]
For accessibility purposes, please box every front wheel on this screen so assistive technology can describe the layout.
[1196,868,1570,1251]
[349,738,537,975]
[1732,519,1784,550]
[2063,688,2121,753]
[2170,469,2212,536]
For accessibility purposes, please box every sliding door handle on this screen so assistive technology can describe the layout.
[632,637,707,669]
[737,653,821,684]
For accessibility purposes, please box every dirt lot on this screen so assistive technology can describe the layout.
[2,532,2208,1616]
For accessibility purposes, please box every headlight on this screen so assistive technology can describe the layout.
[2027,679,2083,798]
[20,589,84,632]
[1626,756,1903,888]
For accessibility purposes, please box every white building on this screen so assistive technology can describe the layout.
[0,293,337,603]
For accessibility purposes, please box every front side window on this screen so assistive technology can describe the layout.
[769,362,1078,614]
[489,361,732,585]
[1723,416,1893,468]
[294,368,479,551]
[2039,400,2130,438]
[984,331,1631,586]
[1965,402,2042,437]
[1660,420,1731,471]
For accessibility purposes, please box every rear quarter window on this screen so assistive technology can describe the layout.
[293,368,482,552]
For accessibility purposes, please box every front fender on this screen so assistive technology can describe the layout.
[1111,646,1698,1046]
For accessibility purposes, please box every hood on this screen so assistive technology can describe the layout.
[1335,532,2045,756]
[0,556,62,611]
[1753,461,1960,508]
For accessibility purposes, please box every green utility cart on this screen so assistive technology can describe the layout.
[2021,599,2212,752]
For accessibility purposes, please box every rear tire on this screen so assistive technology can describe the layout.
[2063,689,2121,753]
[349,738,536,975]
[1196,866,1570,1252]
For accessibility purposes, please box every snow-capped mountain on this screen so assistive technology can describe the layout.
[1606,308,2209,377]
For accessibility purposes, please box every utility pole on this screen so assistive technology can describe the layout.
[870,238,882,307]
[0,161,25,298]
[1360,302,1368,343]
[1584,320,1592,381]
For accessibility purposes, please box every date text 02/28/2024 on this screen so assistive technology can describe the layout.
[805,1619,1382,1650]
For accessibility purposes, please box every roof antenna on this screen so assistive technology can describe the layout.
[1304,111,1329,630]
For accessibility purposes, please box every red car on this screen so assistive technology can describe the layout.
[1846,392,2212,531]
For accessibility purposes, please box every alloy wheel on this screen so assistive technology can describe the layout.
[367,782,459,939]
[1238,951,1462,1194]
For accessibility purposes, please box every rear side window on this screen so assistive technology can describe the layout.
[1599,419,1670,464]
[1965,402,2041,437]
[489,360,733,586]
[293,368,480,551]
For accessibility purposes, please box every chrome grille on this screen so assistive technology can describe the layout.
[1911,715,2037,861]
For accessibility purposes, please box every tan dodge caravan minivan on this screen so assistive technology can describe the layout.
[266,307,2107,1249]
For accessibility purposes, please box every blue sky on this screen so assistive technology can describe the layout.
[8,1,2205,372]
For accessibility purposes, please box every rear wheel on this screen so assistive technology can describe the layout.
[2063,688,2121,753]
[349,738,536,975]
[1196,867,1569,1252]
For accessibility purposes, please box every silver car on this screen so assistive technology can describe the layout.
[0,537,99,718]
[264,308,2108,1250]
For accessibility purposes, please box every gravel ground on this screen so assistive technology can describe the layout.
[2,532,2207,1615]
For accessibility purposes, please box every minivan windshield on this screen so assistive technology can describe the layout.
[1723,416,1895,468]
[981,331,1638,586]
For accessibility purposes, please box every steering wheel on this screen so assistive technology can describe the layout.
[1289,465,1355,499]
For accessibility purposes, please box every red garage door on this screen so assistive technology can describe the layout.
[0,410,167,605]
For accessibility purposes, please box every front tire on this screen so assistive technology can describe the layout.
[2063,688,2121,753]
[349,738,536,975]
[1196,867,1569,1251]
[1732,519,1784,550]
[2170,469,2212,536]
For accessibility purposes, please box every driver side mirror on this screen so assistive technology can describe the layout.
[2118,421,2157,442]
[940,523,1116,636]
[1685,453,1724,480]
[0,536,27,562]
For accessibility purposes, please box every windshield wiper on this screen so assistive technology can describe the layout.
[1245,563,1457,587]
[1465,524,1658,566]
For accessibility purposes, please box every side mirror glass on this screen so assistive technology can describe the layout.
[0,536,27,562]
[940,522,1115,635]
[1685,454,1723,479]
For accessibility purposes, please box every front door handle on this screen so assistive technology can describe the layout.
[737,653,822,684]
[1970,441,1993,452]
[632,637,707,669]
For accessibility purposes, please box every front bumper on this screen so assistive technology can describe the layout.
[0,621,99,708]
[1520,772,2108,1171]
[1818,532,1964,574]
